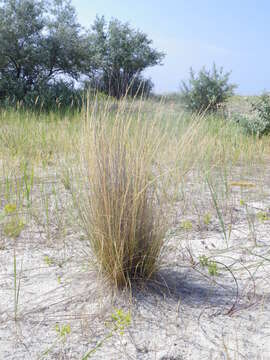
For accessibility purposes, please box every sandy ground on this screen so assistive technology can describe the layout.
[0,170,270,360]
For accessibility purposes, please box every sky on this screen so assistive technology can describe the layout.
[72,0,270,95]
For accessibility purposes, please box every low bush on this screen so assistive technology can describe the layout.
[181,64,236,113]
[250,93,270,135]
[233,93,270,136]
[233,113,269,136]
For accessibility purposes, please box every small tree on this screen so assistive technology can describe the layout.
[181,64,236,113]
[87,16,165,98]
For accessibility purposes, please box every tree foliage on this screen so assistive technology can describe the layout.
[181,64,236,113]
[86,16,164,98]
[0,0,89,104]
[0,1,164,107]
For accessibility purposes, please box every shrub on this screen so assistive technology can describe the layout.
[250,93,270,135]
[233,113,269,136]
[233,93,270,136]
[76,99,168,288]
[181,64,236,113]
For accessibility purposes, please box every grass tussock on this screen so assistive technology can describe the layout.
[77,100,169,288]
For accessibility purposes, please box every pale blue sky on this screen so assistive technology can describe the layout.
[72,0,270,94]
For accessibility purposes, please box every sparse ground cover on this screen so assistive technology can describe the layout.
[0,96,270,359]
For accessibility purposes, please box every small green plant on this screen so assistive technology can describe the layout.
[207,261,218,276]
[110,308,131,335]
[257,211,270,222]
[199,255,218,276]
[180,220,193,231]
[4,203,17,214]
[55,323,71,341]
[203,213,211,226]
[44,255,53,266]
[3,202,25,238]
[81,308,131,359]
[41,323,71,357]
[181,63,236,113]
[199,255,209,267]
[3,218,25,238]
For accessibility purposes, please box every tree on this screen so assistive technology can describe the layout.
[0,1,165,106]
[87,16,165,98]
[181,64,236,113]
[0,0,89,104]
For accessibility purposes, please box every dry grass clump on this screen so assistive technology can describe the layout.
[77,100,169,288]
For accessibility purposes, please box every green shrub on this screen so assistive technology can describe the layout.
[233,113,269,136]
[181,64,236,113]
[250,93,270,135]
[233,94,270,136]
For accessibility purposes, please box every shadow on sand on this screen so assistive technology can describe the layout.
[132,267,238,314]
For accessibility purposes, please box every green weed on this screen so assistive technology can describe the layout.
[199,255,219,276]
[180,220,193,231]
